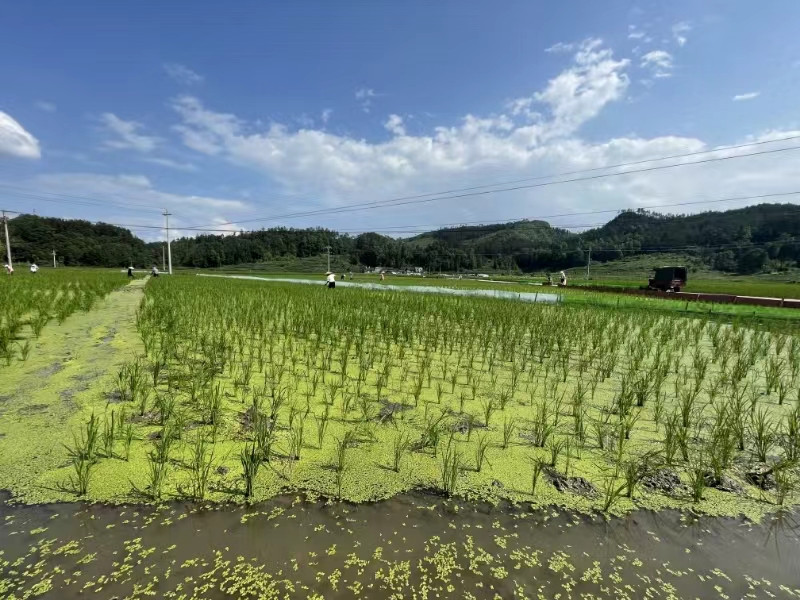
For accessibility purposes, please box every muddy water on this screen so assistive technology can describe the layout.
[2,492,798,599]
[199,273,563,303]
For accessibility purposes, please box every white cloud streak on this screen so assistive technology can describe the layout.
[355,87,378,112]
[0,111,41,159]
[35,101,57,113]
[163,62,204,85]
[640,50,673,78]
[142,157,198,171]
[100,113,161,153]
[672,22,691,47]
[733,91,760,101]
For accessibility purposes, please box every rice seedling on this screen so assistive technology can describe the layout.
[240,443,262,500]
[751,407,776,463]
[474,433,491,472]
[189,431,215,500]
[390,430,412,472]
[501,417,516,449]
[439,439,462,496]
[102,411,115,459]
[530,455,547,495]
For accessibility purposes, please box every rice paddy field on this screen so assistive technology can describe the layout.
[2,269,800,599]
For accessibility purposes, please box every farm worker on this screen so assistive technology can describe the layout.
[151,265,159,277]
[325,271,336,289]
[559,271,567,286]
[3,263,12,275]
[546,273,552,285]
[30,263,38,274]
[380,272,385,281]
[349,270,353,280]
[127,265,134,278]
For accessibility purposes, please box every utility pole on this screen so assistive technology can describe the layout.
[162,244,166,272]
[2,211,11,270]
[323,245,331,272]
[586,247,591,280]
[52,250,57,268]
[163,209,173,275]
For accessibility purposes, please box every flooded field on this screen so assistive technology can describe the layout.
[2,491,799,599]
[198,273,563,303]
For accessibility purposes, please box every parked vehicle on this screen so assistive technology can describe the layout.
[648,266,687,292]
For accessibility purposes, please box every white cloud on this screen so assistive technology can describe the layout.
[545,41,575,54]
[384,114,406,136]
[163,62,204,85]
[355,87,378,112]
[321,108,333,124]
[640,50,673,78]
[627,25,651,42]
[533,38,630,138]
[0,111,41,159]
[672,22,691,47]
[11,172,250,240]
[166,41,800,234]
[35,101,57,113]
[733,91,760,101]
[142,157,198,171]
[100,113,161,153]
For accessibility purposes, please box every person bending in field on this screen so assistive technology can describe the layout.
[127,265,134,278]
[151,265,159,277]
[30,263,38,274]
[325,271,336,289]
[3,263,13,275]
[559,270,567,287]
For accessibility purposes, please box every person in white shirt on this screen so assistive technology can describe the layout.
[559,271,567,286]
[3,263,12,275]
[30,263,38,274]
[325,272,336,289]
[151,265,159,277]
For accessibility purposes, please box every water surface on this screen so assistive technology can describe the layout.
[2,492,798,598]
[198,273,562,303]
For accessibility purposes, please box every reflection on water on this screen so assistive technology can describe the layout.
[199,274,563,303]
[2,491,798,599]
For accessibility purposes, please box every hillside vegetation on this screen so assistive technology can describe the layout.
[5,203,800,275]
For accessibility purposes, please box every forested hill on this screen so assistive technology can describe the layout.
[5,214,151,267]
[5,203,800,273]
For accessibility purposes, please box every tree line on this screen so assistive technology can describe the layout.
[5,203,800,274]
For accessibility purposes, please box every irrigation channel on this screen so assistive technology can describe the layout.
[1,491,798,599]
[198,274,563,304]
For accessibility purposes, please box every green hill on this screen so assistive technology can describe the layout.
[5,202,800,275]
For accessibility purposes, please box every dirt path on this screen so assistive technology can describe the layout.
[0,278,147,501]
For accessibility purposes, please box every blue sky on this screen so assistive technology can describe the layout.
[1,1,799,240]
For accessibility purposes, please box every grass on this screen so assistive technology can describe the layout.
[2,270,800,521]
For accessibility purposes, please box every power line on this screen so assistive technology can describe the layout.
[0,189,164,212]
[182,140,800,230]
[175,191,800,235]
[329,191,800,234]
[6,191,800,244]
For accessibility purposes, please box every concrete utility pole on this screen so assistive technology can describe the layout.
[52,250,57,268]
[323,245,331,272]
[163,209,173,275]
[2,211,11,270]
[162,244,166,272]
[586,247,591,280]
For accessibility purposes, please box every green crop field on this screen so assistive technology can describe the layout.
[2,270,800,521]
[0,269,127,365]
